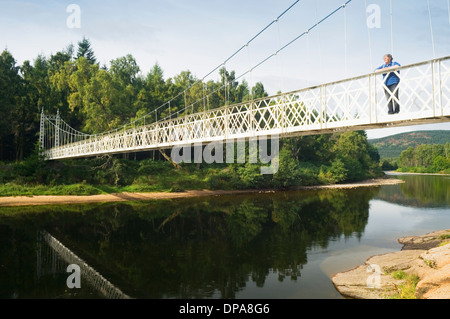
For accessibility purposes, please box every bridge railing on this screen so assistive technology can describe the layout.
[42,56,450,160]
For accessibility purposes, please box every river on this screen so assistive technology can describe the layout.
[0,174,449,299]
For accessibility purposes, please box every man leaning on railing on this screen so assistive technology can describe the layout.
[375,54,401,115]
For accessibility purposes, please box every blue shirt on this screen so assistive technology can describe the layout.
[376,61,401,86]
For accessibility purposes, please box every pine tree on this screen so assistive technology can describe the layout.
[76,36,97,64]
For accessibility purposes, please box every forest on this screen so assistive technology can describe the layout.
[0,37,383,195]
[0,37,269,161]
[397,143,450,174]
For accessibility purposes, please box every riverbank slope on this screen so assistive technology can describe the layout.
[0,178,403,207]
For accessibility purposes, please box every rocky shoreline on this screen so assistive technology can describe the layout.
[332,229,450,299]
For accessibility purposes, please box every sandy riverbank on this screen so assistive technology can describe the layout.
[0,178,404,207]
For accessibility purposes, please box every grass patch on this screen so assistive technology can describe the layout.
[0,183,109,196]
[437,235,450,247]
[388,270,420,299]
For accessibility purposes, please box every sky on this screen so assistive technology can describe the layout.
[1,0,450,139]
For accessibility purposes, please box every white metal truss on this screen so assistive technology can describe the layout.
[41,57,450,160]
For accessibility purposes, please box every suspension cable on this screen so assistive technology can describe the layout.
[51,1,353,143]
[156,1,354,123]
[306,30,310,87]
[315,0,323,73]
[276,17,286,93]
[89,1,354,128]
[364,0,374,70]
[427,0,436,59]
[279,1,351,56]
[137,0,302,124]
[448,0,450,26]
[344,3,348,77]
[73,0,302,138]
[390,0,394,57]
[247,44,253,101]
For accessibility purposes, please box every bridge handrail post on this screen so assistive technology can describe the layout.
[345,84,350,122]
[39,109,45,153]
[320,85,326,129]
[202,110,206,140]
[250,100,255,136]
[155,122,159,148]
[133,124,136,149]
[184,110,188,142]
[368,74,372,124]
[374,74,378,123]
[281,94,286,133]
[431,60,436,118]
[438,59,443,116]
[225,106,229,140]
[55,109,60,148]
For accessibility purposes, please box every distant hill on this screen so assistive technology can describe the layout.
[368,130,450,159]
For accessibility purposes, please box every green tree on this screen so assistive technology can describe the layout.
[399,146,414,168]
[219,67,238,105]
[273,147,301,188]
[0,50,22,160]
[251,82,268,99]
[432,156,450,172]
[134,63,171,122]
[16,56,52,160]
[399,143,450,173]
[284,134,334,164]
[236,79,250,102]
[48,46,81,127]
[204,79,222,110]
[173,70,199,114]
[444,142,450,158]
[52,57,117,133]
[333,131,376,181]
[110,54,141,87]
[109,54,143,122]
[77,37,97,64]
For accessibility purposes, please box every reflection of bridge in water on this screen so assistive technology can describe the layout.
[37,230,131,299]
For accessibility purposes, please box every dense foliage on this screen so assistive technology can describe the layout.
[0,38,266,161]
[0,38,382,194]
[0,130,382,195]
[397,143,450,174]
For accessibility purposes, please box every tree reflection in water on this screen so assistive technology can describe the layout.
[376,174,450,208]
[0,187,379,298]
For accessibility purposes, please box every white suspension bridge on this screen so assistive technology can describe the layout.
[40,56,450,160]
[39,1,450,161]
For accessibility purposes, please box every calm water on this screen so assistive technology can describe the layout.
[0,174,449,299]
